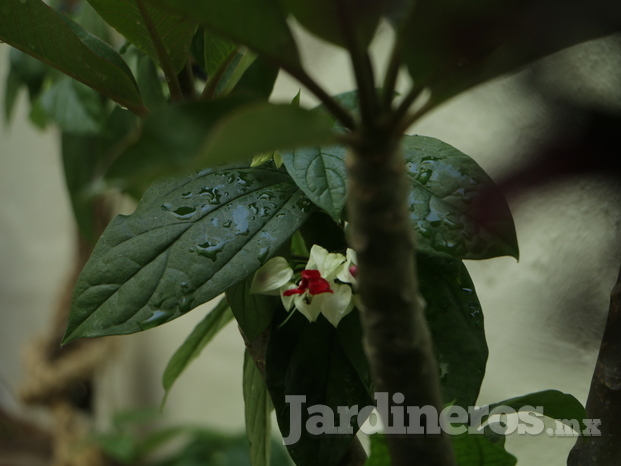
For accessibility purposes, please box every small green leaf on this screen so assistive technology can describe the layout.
[452,433,517,466]
[403,135,518,260]
[280,0,381,50]
[135,53,166,110]
[108,99,335,188]
[485,390,587,433]
[204,30,237,77]
[40,75,107,134]
[243,351,273,466]
[0,0,145,114]
[418,254,487,408]
[266,313,372,466]
[151,0,301,70]
[87,0,196,73]
[365,434,391,466]
[162,298,233,403]
[281,142,348,221]
[226,274,281,342]
[63,166,314,343]
[230,56,279,100]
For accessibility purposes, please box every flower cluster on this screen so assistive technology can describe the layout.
[250,245,357,327]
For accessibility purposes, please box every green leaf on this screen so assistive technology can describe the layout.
[231,56,279,100]
[403,135,518,260]
[204,30,237,77]
[400,0,621,107]
[162,297,233,402]
[63,166,314,343]
[135,53,166,110]
[266,313,372,466]
[87,0,196,73]
[151,0,301,70]
[280,0,381,50]
[243,350,273,466]
[452,433,517,466]
[365,434,391,466]
[418,254,487,408]
[108,99,336,188]
[40,75,107,134]
[485,390,587,433]
[226,274,281,342]
[76,1,111,43]
[0,0,145,115]
[281,141,347,221]
[337,310,373,396]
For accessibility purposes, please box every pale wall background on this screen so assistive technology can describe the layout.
[2,22,621,465]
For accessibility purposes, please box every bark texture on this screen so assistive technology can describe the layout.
[568,264,621,465]
[347,139,456,466]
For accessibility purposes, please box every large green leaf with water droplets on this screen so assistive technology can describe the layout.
[404,135,518,260]
[0,0,145,115]
[87,0,196,73]
[151,0,301,70]
[418,254,487,408]
[62,167,314,343]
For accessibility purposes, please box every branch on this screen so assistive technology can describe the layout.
[347,137,456,466]
[334,0,379,130]
[177,60,196,100]
[281,65,356,130]
[568,263,621,464]
[382,41,402,110]
[136,0,183,102]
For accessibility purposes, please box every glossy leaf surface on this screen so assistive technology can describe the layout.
[243,351,273,466]
[162,297,233,402]
[87,0,196,73]
[63,167,314,343]
[403,135,518,260]
[151,0,301,69]
[418,254,487,407]
[0,0,145,114]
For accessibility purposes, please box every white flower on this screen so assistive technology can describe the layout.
[250,245,357,327]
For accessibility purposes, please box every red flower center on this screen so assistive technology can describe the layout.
[283,269,333,296]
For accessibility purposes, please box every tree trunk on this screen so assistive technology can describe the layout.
[347,138,456,466]
[568,264,621,465]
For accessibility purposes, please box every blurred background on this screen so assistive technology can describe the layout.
[2,18,621,465]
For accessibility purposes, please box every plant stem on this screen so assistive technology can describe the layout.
[281,65,355,130]
[334,0,378,130]
[568,263,621,465]
[388,83,426,134]
[136,0,183,103]
[201,47,239,100]
[346,137,456,466]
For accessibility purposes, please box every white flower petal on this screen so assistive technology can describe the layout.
[319,284,353,327]
[250,257,293,295]
[294,295,322,322]
[306,244,329,271]
[336,249,357,284]
[280,283,298,311]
